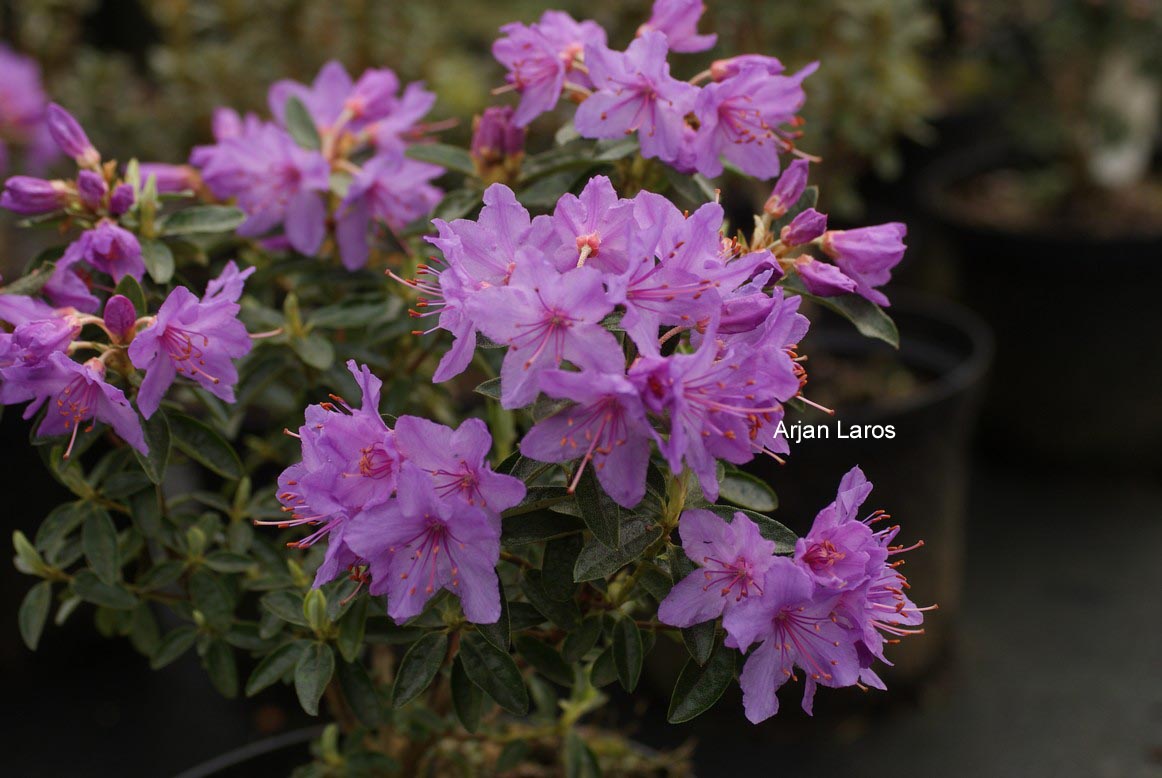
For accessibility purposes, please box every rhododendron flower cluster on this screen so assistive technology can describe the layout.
[0,43,56,176]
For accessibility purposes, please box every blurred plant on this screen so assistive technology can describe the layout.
[1,2,930,774]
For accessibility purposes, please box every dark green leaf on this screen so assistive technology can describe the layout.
[189,568,234,631]
[682,620,716,666]
[590,647,617,687]
[718,470,778,512]
[637,564,673,602]
[519,169,583,208]
[18,581,52,650]
[612,617,644,692]
[664,167,718,206]
[161,205,246,236]
[476,583,510,651]
[134,409,170,485]
[496,741,529,773]
[521,570,580,630]
[128,603,161,656]
[573,516,662,582]
[203,551,254,574]
[113,274,147,315]
[337,594,368,663]
[246,640,308,696]
[667,641,736,723]
[562,615,603,663]
[140,238,174,284]
[284,97,321,150]
[405,143,476,176]
[502,510,584,546]
[392,632,448,707]
[514,635,572,685]
[205,639,238,697]
[451,656,484,733]
[783,275,899,347]
[459,633,529,715]
[168,413,243,479]
[542,534,582,601]
[138,560,185,591]
[292,332,335,370]
[575,469,619,548]
[128,490,163,538]
[294,642,335,716]
[151,625,197,669]
[73,570,136,610]
[473,377,502,400]
[82,508,119,585]
[261,591,309,627]
[564,730,601,778]
[336,659,382,727]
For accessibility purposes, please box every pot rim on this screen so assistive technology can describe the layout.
[172,726,324,778]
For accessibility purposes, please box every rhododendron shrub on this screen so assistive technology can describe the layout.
[2,2,925,772]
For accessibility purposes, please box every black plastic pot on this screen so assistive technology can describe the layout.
[174,727,322,778]
[917,144,1162,469]
[747,290,993,683]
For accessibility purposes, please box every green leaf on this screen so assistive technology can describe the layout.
[575,469,619,548]
[718,470,778,512]
[140,238,174,285]
[451,656,484,733]
[612,617,644,692]
[150,625,198,669]
[336,659,382,727]
[564,730,601,778]
[473,377,502,400]
[664,167,718,206]
[476,583,510,651]
[519,169,583,208]
[667,641,736,723]
[18,581,52,650]
[128,602,161,657]
[294,642,335,716]
[292,332,335,370]
[81,508,119,585]
[204,639,238,697]
[573,516,662,582]
[405,143,476,176]
[637,563,673,602]
[496,741,529,773]
[246,640,308,696]
[514,635,572,685]
[161,205,246,236]
[261,591,309,627]
[168,413,244,479]
[590,647,617,687]
[73,570,136,610]
[128,490,163,538]
[189,568,234,631]
[782,275,898,347]
[502,510,584,546]
[542,534,582,602]
[302,588,329,634]
[12,529,47,575]
[392,632,449,707]
[458,633,529,715]
[521,570,580,631]
[203,551,254,574]
[336,594,368,663]
[562,615,603,663]
[681,620,716,666]
[285,97,321,150]
[113,274,147,315]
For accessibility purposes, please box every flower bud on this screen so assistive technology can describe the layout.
[109,184,135,216]
[710,54,784,82]
[103,294,138,344]
[780,207,827,247]
[470,106,526,185]
[763,159,809,218]
[46,103,99,168]
[138,163,198,194]
[0,175,69,215]
[793,255,856,297]
[77,170,108,210]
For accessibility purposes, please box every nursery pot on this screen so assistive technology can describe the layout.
[917,144,1162,469]
[746,290,993,685]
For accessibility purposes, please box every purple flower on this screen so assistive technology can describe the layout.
[0,45,50,150]
[520,369,652,508]
[575,31,699,163]
[394,415,526,514]
[793,467,883,591]
[763,159,810,218]
[275,361,400,586]
[45,103,99,168]
[690,64,815,179]
[724,557,861,722]
[14,352,146,457]
[345,462,502,624]
[70,220,145,282]
[711,55,784,82]
[0,307,80,398]
[109,184,135,216]
[637,0,717,53]
[545,174,635,274]
[128,261,255,418]
[466,258,622,408]
[138,163,198,194]
[76,170,107,210]
[335,153,443,270]
[102,294,137,344]
[793,256,857,297]
[822,223,907,307]
[366,81,438,156]
[43,250,99,312]
[781,207,826,247]
[269,60,354,131]
[0,294,60,328]
[471,106,527,183]
[0,176,69,215]
[659,509,777,628]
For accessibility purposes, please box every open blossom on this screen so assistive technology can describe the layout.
[822,223,908,307]
[575,31,699,163]
[346,462,503,624]
[128,261,254,418]
[543,175,635,274]
[659,509,777,628]
[520,369,652,508]
[690,63,815,179]
[637,0,716,53]
[794,466,882,591]
[275,361,400,586]
[466,258,622,408]
[70,220,144,282]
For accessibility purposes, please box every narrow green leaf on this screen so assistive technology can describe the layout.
[294,642,335,716]
[542,534,582,601]
[459,633,529,715]
[562,615,603,663]
[502,510,584,546]
[189,568,234,631]
[667,641,736,723]
[405,143,476,176]
[261,591,309,627]
[718,470,778,512]
[203,551,254,574]
[575,469,619,548]
[81,508,119,586]
[336,594,368,663]
[18,581,52,650]
[134,409,171,485]
[205,639,239,697]
[168,413,243,479]
[391,632,448,707]
[150,625,197,669]
[514,635,572,685]
[284,97,321,150]
[246,641,307,696]
[73,570,136,610]
[612,617,644,692]
[521,570,580,630]
[140,238,174,284]
[336,659,382,727]
[451,656,484,733]
[161,205,246,236]
[573,516,662,582]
